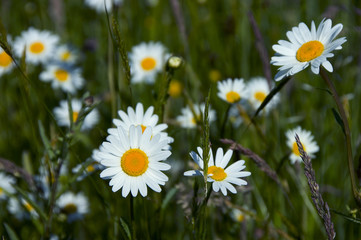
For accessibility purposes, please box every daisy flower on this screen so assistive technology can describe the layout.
[217,78,247,104]
[176,103,216,129]
[98,125,171,197]
[13,27,59,65]
[107,103,173,145]
[231,208,246,222]
[129,42,168,84]
[57,192,89,221]
[246,77,279,113]
[39,63,84,93]
[0,172,15,200]
[85,0,122,12]
[184,147,251,196]
[0,44,14,77]
[72,149,104,181]
[8,197,38,219]
[271,19,347,81]
[55,44,78,64]
[286,126,319,164]
[53,99,99,130]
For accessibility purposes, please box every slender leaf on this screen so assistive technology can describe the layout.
[119,217,132,240]
[331,108,345,135]
[331,209,361,225]
[38,120,55,160]
[4,223,20,240]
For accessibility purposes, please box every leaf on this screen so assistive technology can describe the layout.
[4,223,20,240]
[161,188,177,210]
[331,108,345,135]
[331,209,361,224]
[119,217,132,240]
[253,76,291,118]
[38,120,55,160]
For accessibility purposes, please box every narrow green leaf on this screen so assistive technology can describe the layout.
[331,209,361,224]
[161,188,177,210]
[38,120,55,160]
[331,108,345,135]
[119,217,132,240]
[4,223,20,240]
[13,185,48,221]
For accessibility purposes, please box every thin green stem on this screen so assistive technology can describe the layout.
[320,67,361,205]
[130,195,136,240]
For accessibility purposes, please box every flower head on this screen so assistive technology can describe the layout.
[53,99,99,130]
[107,103,173,145]
[0,42,14,76]
[184,147,251,196]
[129,42,168,84]
[98,125,171,197]
[0,172,15,200]
[286,126,319,164]
[271,19,346,81]
[40,63,84,93]
[246,77,279,113]
[176,103,216,129]
[217,78,247,104]
[57,192,89,221]
[55,44,78,64]
[13,27,59,65]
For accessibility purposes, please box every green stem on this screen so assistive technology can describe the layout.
[320,67,361,205]
[130,195,136,240]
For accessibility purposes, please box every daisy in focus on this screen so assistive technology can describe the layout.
[55,45,78,64]
[53,99,99,130]
[39,63,84,93]
[0,172,15,200]
[0,45,14,77]
[85,0,122,12]
[176,103,216,129]
[286,126,319,164]
[13,27,59,65]
[129,42,168,84]
[271,19,347,81]
[98,125,171,197]
[107,103,173,145]
[246,77,279,113]
[217,78,247,104]
[57,192,89,221]
[184,147,251,196]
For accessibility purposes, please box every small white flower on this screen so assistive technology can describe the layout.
[176,103,216,129]
[85,0,122,12]
[54,44,78,64]
[108,103,173,145]
[129,42,168,84]
[13,27,59,65]
[271,19,347,81]
[217,78,247,104]
[53,99,99,130]
[8,197,38,219]
[184,147,251,196]
[39,63,84,93]
[286,126,319,164]
[246,77,279,113]
[0,172,15,200]
[99,125,171,197]
[57,192,89,218]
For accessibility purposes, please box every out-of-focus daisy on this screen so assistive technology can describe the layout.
[0,172,15,200]
[39,63,84,93]
[57,192,88,221]
[72,149,104,181]
[0,45,14,76]
[271,19,347,81]
[98,125,171,197]
[228,105,243,128]
[184,147,251,196]
[85,0,122,12]
[168,79,183,98]
[107,103,173,145]
[231,208,246,222]
[217,78,247,104]
[8,197,38,219]
[286,126,319,164]
[129,42,168,84]
[13,27,59,65]
[246,77,279,113]
[55,45,78,64]
[53,99,99,130]
[176,103,216,129]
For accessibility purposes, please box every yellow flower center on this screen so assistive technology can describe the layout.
[254,91,266,102]
[168,80,183,97]
[237,213,245,222]
[55,69,69,82]
[208,166,227,181]
[29,42,45,54]
[141,57,157,71]
[209,69,221,82]
[121,149,149,176]
[72,111,79,122]
[63,203,77,214]
[296,40,324,62]
[0,51,12,67]
[86,163,95,172]
[0,187,3,195]
[292,142,306,156]
[61,51,71,61]
[24,201,34,212]
[226,91,241,103]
